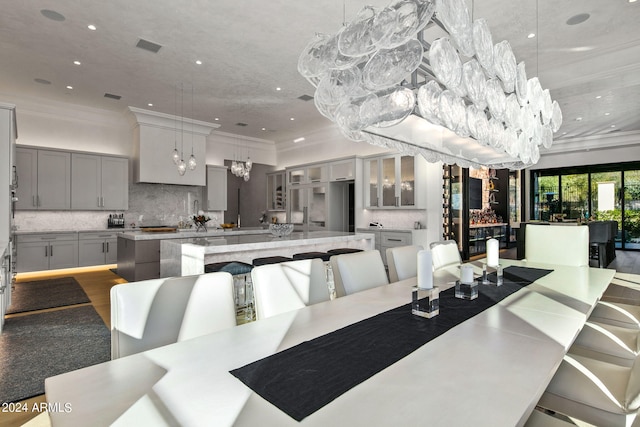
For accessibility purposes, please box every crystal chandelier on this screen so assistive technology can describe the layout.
[230,147,252,181]
[298,0,562,169]
[171,83,197,175]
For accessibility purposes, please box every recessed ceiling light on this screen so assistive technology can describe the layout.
[630,0,637,3]
[605,112,611,116]
[566,13,590,26]
[41,9,65,21]
[576,117,583,121]
[262,127,266,131]
[148,103,153,107]
[562,132,568,135]
[293,137,305,143]
[595,95,602,99]
[87,24,97,31]
[527,33,536,39]
[73,60,81,66]
[195,60,202,65]
[611,125,616,128]
[276,87,282,91]
[290,117,295,121]
[214,117,219,121]
[66,85,73,90]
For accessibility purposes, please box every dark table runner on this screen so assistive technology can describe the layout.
[230,266,553,421]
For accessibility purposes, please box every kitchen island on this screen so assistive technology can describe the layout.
[160,231,375,278]
[117,227,272,281]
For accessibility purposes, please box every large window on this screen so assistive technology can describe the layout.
[531,162,640,250]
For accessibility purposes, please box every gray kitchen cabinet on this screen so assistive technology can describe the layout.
[203,165,227,211]
[78,232,119,267]
[16,233,78,272]
[202,165,229,211]
[116,238,161,281]
[72,153,128,210]
[356,228,428,265]
[15,147,71,210]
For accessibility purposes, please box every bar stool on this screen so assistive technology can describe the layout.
[327,248,363,256]
[293,252,334,298]
[204,261,255,321]
[292,252,331,262]
[252,256,293,266]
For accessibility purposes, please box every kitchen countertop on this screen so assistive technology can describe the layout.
[356,227,425,232]
[120,227,270,241]
[14,228,136,235]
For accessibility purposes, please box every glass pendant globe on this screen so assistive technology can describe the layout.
[171,149,180,165]
[245,157,252,171]
[177,159,187,176]
[188,154,197,171]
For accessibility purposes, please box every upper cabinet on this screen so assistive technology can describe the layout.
[15,147,71,210]
[288,164,327,185]
[71,153,128,210]
[267,171,286,211]
[364,154,425,209]
[329,159,356,181]
[202,165,227,211]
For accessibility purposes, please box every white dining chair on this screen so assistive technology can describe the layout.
[538,352,640,427]
[330,250,389,297]
[386,245,423,282]
[524,224,589,267]
[110,272,237,359]
[251,258,329,320]
[429,240,462,271]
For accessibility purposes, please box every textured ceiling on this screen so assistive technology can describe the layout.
[0,0,639,145]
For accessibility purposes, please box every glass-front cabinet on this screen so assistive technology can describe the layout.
[266,171,286,211]
[365,154,418,208]
[288,164,327,186]
[289,185,327,231]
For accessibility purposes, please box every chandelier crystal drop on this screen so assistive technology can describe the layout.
[298,0,562,169]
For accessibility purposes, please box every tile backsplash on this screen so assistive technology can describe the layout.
[14,183,223,232]
[361,209,428,230]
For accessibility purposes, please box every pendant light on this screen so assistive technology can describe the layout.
[172,84,180,164]
[177,83,187,176]
[187,84,197,170]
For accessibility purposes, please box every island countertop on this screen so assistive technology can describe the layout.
[119,227,271,241]
[160,231,375,277]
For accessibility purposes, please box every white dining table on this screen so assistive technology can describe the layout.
[44,259,615,427]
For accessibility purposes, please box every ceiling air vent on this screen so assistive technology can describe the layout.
[136,38,162,53]
[236,122,248,127]
[104,93,122,100]
[298,94,314,101]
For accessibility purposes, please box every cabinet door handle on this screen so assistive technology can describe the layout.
[49,245,53,257]
[97,197,101,207]
[388,238,403,242]
[396,196,399,207]
[45,246,48,257]
[102,242,105,253]
[106,242,109,253]
[32,195,36,207]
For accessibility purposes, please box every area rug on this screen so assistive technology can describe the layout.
[6,277,90,314]
[0,305,111,403]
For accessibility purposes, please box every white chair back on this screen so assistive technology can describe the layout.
[331,250,389,297]
[251,258,328,320]
[525,224,589,266]
[429,240,462,271]
[386,245,424,282]
[110,272,236,359]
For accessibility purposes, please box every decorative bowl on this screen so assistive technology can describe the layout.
[220,223,235,229]
[269,223,294,237]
